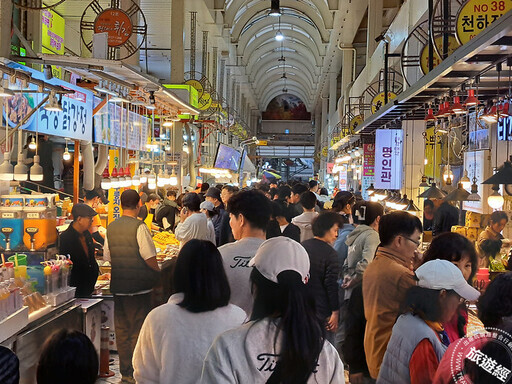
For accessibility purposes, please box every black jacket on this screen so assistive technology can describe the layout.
[343,282,370,376]
[301,238,340,320]
[212,203,226,245]
[282,223,301,243]
[155,199,178,230]
[219,210,234,246]
[286,203,303,222]
[59,225,99,297]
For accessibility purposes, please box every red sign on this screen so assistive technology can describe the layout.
[363,144,375,177]
[326,163,334,174]
[94,9,133,47]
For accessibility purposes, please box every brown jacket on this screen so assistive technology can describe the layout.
[362,247,416,379]
[476,226,503,268]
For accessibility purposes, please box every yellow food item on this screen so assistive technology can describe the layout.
[466,212,482,228]
[451,226,467,237]
[466,227,480,242]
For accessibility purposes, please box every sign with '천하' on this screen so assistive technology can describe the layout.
[375,129,403,190]
[456,0,512,45]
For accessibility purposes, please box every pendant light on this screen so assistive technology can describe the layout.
[487,184,504,209]
[117,167,126,188]
[123,167,132,187]
[451,96,466,114]
[110,167,120,189]
[367,183,375,195]
[464,89,479,106]
[13,152,28,181]
[419,175,429,187]
[100,167,111,190]
[269,0,281,16]
[418,182,446,199]
[131,168,141,187]
[0,78,14,98]
[467,177,481,201]
[395,194,409,210]
[62,140,71,161]
[29,155,43,181]
[424,106,435,122]
[157,169,166,188]
[460,170,471,191]
[28,136,37,150]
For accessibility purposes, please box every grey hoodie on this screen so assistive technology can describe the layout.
[343,224,380,281]
[291,211,319,242]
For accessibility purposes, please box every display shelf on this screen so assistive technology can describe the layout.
[0,306,29,343]
[28,304,53,323]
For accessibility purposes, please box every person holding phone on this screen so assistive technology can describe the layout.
[174,193,209,248]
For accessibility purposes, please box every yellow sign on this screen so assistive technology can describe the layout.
[185,79,204,98]
[41,9,65,55]
[424,127,442,179]
[107,149,121,225]
[456,0,512,45]
[321,146,328,158]
[257,140,268,146]
[371,92,397,114]
[198,92,212,110]
[420,35,460,75]
[350,115,363,132]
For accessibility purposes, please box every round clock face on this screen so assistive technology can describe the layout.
[80,0,147,60]
[12,0,66,10]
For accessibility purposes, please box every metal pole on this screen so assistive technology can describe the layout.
[73,140,80,204]
[428,0,434,71]
[442,0,449,59]
[384,42,389,105]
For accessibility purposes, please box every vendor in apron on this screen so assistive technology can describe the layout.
[138,193,161,230]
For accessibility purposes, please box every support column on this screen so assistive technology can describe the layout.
[366,0,383,62]
[0,0,13,58]
[121,0,140,66]
[341,49,355,103]
[170,0,185,83]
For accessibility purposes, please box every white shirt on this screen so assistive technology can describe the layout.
[206,218,216,245]
[218,237,265,316]
[103,220,156,262]
[174,212,209,247]
[133,293,246,384]
[201,318,345,384]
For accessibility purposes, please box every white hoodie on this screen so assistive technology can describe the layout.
[291,211,319,242]
[201,318,345,384]
[133,293,246,384]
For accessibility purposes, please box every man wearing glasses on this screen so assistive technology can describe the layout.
[362,211,423,380]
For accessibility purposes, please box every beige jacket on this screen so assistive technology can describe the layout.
[362,247,416,379]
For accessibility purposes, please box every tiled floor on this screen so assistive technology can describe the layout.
[96,353,123,384]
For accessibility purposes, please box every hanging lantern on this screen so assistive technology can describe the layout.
[464,89,479,106]
[487,185,504,209]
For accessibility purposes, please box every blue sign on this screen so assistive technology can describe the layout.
[4,63,93,141]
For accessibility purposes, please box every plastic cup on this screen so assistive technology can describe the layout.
[8,254,27,266]
[14,266,27,279]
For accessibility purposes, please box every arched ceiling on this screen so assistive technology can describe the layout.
[225,0,334,115]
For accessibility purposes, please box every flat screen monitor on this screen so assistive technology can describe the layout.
[214,144,242,172]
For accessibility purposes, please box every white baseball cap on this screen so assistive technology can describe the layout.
[416,259,480,301]
[249,237,310,284]
[200,200,215,212]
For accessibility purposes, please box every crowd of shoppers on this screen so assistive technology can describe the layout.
[7,178,512,384]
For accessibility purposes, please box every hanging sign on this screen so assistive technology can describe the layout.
[456,0,512,45]
[371,92,397,114]
[339,166,348,191]
[326,163,335,174]
[420,35,460,75]
[349,115,363,132]
[94,9,133,47]
[424,127,442,179]
[4,63,93,141]
[107,149,121,225]
[198,92,212,111]
[498,115,512,141]
[41,9,65,55]
[375,129,403,190]
[362,176,375,201]
[363,143,375,177]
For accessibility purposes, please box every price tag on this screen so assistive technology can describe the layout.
[26,213,40,219]
[1,212,14,218]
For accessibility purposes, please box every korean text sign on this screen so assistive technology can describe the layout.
[4,63,93,141]
[375,129,403,190]
[363,144,375,176]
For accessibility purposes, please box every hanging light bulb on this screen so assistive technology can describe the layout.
[157,169,166,187]
[100,167,111,190]
[467,178,481,201]
[424,107,436,122]
[451,96,466,114]
[0,151,13,181]
[169,168,178,186]
[13,152,28,181]
[140,171,148,184]
[460,170,471,191]
[28,136,37,150]
[29,155,44,181]
[419,175,429,187]
[443,165,454,183]
[62,140,71,161]
[275,31,284,41]
[123,167,132,187]
[487,185,504,209]
[44,92,63,112]
[162,119,173,127]
[269,0,281,16]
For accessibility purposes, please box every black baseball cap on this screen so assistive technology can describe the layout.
[71,203,98,219]
[205,187,221,200]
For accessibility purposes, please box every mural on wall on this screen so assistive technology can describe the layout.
[262,94,311,120]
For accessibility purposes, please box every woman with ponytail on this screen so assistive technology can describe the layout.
[201,236,345,384]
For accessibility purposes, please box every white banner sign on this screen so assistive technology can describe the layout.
[463,151,485,214]
[375,129,403,190]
